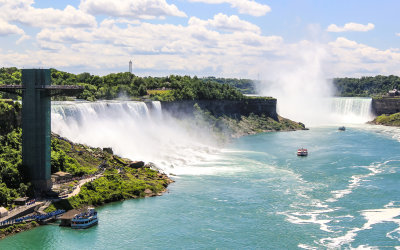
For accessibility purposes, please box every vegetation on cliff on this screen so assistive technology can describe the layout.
[0,100,172,209]
[46,167,172,212]
[0,221,38,239]
[333,75,400,97]
[193,104,306,139]
[369,113,400,127]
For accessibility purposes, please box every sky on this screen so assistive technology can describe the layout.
[0,0,399,78]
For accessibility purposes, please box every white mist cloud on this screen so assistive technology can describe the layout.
[327,22,375,32]
[79,0,187,19]
[256,41,335,126]
[188,0,271,16]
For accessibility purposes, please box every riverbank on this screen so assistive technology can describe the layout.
[368,112,400,127]
[0,221,39,239]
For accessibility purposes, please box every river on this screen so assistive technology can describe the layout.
[1,98,400,249]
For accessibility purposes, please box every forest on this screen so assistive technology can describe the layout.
[1,67,400,98]
[333,75,400,97]
[0,67,247,101]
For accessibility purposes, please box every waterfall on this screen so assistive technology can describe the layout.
[329,97,374,124]
[51,101,219,175]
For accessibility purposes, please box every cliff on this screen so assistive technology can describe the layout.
[159,98,278,120]
[371,97,400,115]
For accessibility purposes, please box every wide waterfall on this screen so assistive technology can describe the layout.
[329,97,374,125]
[51,101,219,175]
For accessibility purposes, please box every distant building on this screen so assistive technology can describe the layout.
[388,89,400,96]
[129,60,132,73]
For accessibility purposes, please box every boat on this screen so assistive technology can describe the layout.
[338,126,346,131]
[297,148,308,156]
[71,207,98,229]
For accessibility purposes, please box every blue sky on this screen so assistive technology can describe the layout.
[0,0,399,78]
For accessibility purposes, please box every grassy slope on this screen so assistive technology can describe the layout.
[370,113,400,127]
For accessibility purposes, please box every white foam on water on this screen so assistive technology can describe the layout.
[327,161,390,203]
[318,202,400,249]
[280,208,336,233]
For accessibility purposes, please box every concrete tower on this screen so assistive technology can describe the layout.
[129,60,132,73]
[0,69,83,194]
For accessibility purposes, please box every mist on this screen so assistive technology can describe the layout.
[255,42,373,126]
[51,101,227,176]
[256,43,336,126]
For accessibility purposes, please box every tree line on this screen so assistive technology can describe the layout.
[0,67,248,101]
[333,75,400,97]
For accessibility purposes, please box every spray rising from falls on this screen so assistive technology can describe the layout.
[256,43,374,126]
[51,101,222,176]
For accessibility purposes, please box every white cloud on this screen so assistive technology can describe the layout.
[189,13,261,33]
[37,28,93,44]
[327,22,375,32]
[0,19,25,36]
[396,33,400,37]
[79,0,187,19]
[327,37,400,76]
[188,0,270,16]
[0,1,96,28]
[0,18,29,44]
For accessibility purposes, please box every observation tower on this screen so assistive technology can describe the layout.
[0,69,83,193]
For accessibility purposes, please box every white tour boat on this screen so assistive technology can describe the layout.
[71,207,98,229]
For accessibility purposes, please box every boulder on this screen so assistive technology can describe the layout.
[128,161,145,168]
[103,147,113,154]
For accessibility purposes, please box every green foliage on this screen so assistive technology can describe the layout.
[373,113,400,126]
[46,167,170,212]
[200,77,256,94]
[0,67,247,101]
[0,221,39,238]
[333,75,400,97]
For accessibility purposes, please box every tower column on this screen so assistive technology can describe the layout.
[22,69,52,192]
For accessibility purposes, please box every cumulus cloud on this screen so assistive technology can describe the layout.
[0,18,29,44]
[327,37,400,76]
[188,0,270,16]
[79,0,187,19]
[0,0,96,28]
[189,13,261,33]
[0,19,25,36]
[327,22,375,32]
[37,28,93,44]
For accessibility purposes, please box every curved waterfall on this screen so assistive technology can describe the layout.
[329,97,374,124]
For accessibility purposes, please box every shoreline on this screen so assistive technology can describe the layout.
[0,167,174,240]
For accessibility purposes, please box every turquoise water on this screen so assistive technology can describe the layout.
[1,126,400,249]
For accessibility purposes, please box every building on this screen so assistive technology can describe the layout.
[388,89,400,96]
[13,197,28,206]
[0,207,8,218]
[129,60,133,73]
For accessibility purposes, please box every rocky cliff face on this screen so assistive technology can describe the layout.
[159,98,278,120]
[372,97,400,115]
